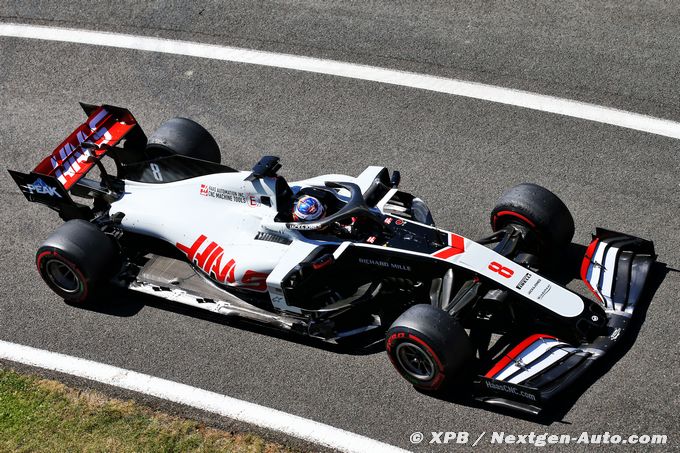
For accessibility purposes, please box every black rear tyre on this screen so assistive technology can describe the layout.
[146,117,221,163]
[36,220,118,303]
[491,183,574,252]
[386,304,474,391]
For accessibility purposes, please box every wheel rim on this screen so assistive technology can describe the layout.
[44,259,80,293]
[395,342,436,381]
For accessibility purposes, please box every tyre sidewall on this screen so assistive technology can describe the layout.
[36,247,90,303]
[386,305,474,391]
[491,183,575,252]
[36,220,119,303]
[386,327,447,390]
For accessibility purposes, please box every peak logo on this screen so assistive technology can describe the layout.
[176,235,268,292]
[22,178,62,198]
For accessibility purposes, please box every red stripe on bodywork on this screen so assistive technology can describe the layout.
[580,238,604,302]
[432,233,465,259]
[485,333,557,379]
[580,238,600,281]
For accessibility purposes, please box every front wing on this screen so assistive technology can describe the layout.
[473,228,656,414]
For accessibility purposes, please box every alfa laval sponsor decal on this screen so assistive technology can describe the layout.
[358,257,411,272]
[516,272,531,290]
[21,178,62,198]
[176,235,268,291]
[483,379,537,401]
[523,276,553,300]
[527,278,542,295]
[199,184,248,204]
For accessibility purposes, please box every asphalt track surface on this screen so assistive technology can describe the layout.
[1,2,679,451]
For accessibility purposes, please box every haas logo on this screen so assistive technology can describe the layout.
[176,235,268,292]
[52,109,113,188]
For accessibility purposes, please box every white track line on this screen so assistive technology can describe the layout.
[1,22,680,140]
[0,340,408,453]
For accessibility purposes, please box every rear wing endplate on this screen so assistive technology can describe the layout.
[7,170,88,219]
[8,104,139,217]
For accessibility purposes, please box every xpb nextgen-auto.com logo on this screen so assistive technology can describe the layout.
[409,431,668,447]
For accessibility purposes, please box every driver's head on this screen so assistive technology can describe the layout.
[292,195,325,221]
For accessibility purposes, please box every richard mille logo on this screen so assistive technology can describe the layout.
[358,257,411,272]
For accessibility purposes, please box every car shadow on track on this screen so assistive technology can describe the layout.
[423,259,669,424]
[72,245,669,420]
[72,287,385,357]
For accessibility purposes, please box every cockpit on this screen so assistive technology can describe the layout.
[246,156,397,242]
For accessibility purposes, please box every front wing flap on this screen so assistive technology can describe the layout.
[474,229,656,414]
[581,228,656,313]
[474,334,593,414]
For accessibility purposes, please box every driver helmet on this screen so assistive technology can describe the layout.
[293,195,325,221]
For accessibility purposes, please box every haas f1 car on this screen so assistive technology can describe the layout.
[9,104,657,414]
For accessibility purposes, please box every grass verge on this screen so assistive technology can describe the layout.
[0,367,297,453]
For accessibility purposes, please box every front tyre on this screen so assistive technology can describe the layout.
[491,183,574,253]
[386,305,474,391]
[36,220,118,303]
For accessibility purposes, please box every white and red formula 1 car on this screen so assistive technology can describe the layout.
[9,104,657,414]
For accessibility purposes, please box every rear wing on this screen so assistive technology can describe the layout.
[33,104,137,189]
[8,104,139,218]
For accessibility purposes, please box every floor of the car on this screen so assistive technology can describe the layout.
[129,255,300,330]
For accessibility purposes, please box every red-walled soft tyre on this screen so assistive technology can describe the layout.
[491,183,574,254]
[386,305,474,391]
[36,220,118,303]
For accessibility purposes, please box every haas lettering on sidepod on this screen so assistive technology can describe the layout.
[176,235,268,292]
